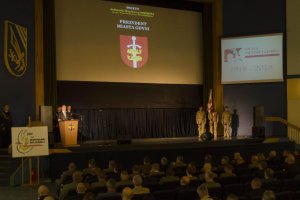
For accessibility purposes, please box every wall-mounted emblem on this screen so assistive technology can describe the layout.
[4,20,28,77]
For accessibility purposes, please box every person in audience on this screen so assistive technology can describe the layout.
[177,176,191,191]
[232,152,245,166]
[56,162,77,188]
[186,163,198,180]
[283,154,300,178]
[219,156,230,172]
[262,190,276,200]
[97,178,120,200]
[199,163,214,181]
[174,155,187,168]
[60,171,83,200]
[104,160,117,173]
[249,155,260,169]
[204,171,221,189]
[130,165,140,178]
[38,185,50,200]
[142,156,152,168]
[246,178,263,199]
[132,175,150,195]
[257,153,266,162]
[267,150,281,166]
[122,187,133,200]
[197,183,213,200]
[254,161,268,178]
[65,182,87,200]
[160,157,168,172]
[220,164,236,178]
[150,163,164,177]
[83,192,96,200]
[226,194,239,200]
[0,104,13,147]
[91,169,107,189]
[159,167,179,184]
[116,170,133,189]
[263,168,277,183]
[141,164,157,185]
[83,159,99,183]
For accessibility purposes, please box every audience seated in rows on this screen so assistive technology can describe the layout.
[52,149,300,200]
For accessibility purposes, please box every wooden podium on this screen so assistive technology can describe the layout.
[59,120,79,146]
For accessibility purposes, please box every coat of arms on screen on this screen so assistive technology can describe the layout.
[4,20,28,77]
[120,35,148,69]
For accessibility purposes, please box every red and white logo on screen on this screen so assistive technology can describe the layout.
[120,35,148,69]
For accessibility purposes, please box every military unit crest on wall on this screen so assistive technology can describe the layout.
[3,20,28,77]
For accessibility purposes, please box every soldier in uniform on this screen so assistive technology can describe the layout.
[222,106,232,138]
[209,107,219,138]
[196,107,206,137]
[0,104,13,147]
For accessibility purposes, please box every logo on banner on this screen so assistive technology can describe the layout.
[4,20,28,77]
[16,130,34,154]
[224,48,242,62]
[120,35,148,69]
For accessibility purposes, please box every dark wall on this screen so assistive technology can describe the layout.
[58,81,202,109]
[0,0,35,126]
[223,0,286,137]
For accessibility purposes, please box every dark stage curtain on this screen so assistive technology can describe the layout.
[43,0,57,112]
[76,108,198,140]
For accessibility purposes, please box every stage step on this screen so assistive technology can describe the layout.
[0,149,21,186]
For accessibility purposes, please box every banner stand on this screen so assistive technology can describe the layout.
[21,157,40,186]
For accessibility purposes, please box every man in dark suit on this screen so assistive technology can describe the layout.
[0,104,13,147]
[58,105,68,121]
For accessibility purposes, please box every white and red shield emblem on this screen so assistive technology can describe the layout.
[120,35,148,69]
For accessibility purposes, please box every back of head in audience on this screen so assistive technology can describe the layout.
[132,165,140,174]
[68,162,76,172]
[73,171,83,183]
[108,160,116,170]
[203,163,212,173]
[197,183,209,198]
[286,154,295,164]
[226,194,239,200]
[264,168,274,179]
[262,190,276,200]
[221,156,230,165]
[224,164,234,174]
[204,154,212,164]
[186,164,197,176]
[96,170,106,181]
[166,167,175,176]
[38,185,49,197]
[161,157,168,166]
[204,171,215,183]
[176,155,184,164]
[133,175,143,187]
[180,176,190,186]
[122,187,133,200]
[83,192,96,200]
[268,150,277,159]
[143,156,151,165]
[77,182,87,194]
[44,196,55,200]
[120,170,129,181]
[88,158,96,168]
[107,178,117,192]
[251,178,262,190]
[151,163,160,173]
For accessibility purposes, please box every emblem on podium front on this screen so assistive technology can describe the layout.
[120,35,148,69]
[4,20,28,77]
[68,123,75,132]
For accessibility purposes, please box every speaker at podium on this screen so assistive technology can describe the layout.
[59,120,79,146]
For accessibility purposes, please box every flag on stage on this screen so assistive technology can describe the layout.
[207,89,213,114]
